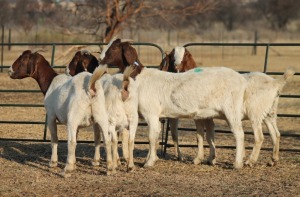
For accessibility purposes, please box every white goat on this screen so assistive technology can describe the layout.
[9,50,113,177]
[98,67,139,171]
[122,65,248,169]
[168,47,295,166]
[66,50,139,171]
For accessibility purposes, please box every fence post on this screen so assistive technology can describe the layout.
[8,28,11,51]
[51,44,56,67]
[43,114,48,141]
[163,119,170,157]
[1,25,4,72]
[252,31,258,55]
[263,44,269,73]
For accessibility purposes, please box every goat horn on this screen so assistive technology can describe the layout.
[92,51,102,54]
[121,39,134,43]
[32,48,48,53]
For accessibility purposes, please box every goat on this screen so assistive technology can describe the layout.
[162,46,296,166]
[160,46,216,164]
[99,37,143,72]
[159,47,197,73]
[67,50,139,171]
[66,50,99,76]
[122,64,248,169]
[9,50,114,177]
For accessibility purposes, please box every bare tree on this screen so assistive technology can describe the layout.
[214,0,242,31]
[55,0,218,42]
[13,0,41,34]
[255,0,300,30]
[0,0,11,27]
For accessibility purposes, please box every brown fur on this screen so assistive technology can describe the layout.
[68,51,99,76]
[159,48,197,73]
[100,39,143,72]
[10,50,57,95]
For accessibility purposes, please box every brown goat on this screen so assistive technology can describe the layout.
[67,50,99,76]
[159,47,197,73]
[9,50,114,177]
[9,50,58,95]
[99,38,143,72]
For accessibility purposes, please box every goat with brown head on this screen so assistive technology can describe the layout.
[159,46,197,73]
[67,50,99,76]
[159,46,215,163]
[9,50,114,177]
[9,50,57,95]
[99,38,143,72]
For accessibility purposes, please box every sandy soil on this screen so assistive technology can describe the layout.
[0,139,300,197]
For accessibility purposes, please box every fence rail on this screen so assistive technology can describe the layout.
[0,42,299,155]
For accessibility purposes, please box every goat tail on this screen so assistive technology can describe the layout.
[122,66,135,101]
[89,64,107,96]
[276,67,296,93]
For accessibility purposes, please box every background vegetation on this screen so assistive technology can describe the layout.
[1,0,300,44]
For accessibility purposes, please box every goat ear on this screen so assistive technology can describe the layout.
[87,56,99,73]
[122,43,138,65]
[27,53,38,76]
[184,51,191,59]
[75,61,85,74]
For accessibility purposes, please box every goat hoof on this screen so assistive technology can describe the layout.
[177,156,184,162]
[234,162,244,169]
[123,157,129,164]
[49,161,58,168]
[64,163,76,173]
[144,160,155,168]
[117,159,122,166]
[61,169,72,178]
[244,160,254,168]
[107,169,117,176]
[127,165,136,172]
[91,160,100,167]
[267,160,277,167]
[207,159,216,166]
[193,158,202,165]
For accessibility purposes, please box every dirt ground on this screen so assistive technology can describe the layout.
[0,138,300,197]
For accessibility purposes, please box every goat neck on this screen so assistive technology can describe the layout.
[10,50,58,95]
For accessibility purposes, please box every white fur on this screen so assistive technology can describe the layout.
[170,51,295,166]
[65,66,71,76]
[98,70,139,171]
[169,49,295,165]
[174,46,185,66]
[241,70,294,165]
[127,67,247,169]
[43,70,113,177]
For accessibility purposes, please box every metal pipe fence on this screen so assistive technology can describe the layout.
[0,42,166,153]
[0,42,299,155]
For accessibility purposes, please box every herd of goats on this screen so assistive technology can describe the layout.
[8,38,295,177]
